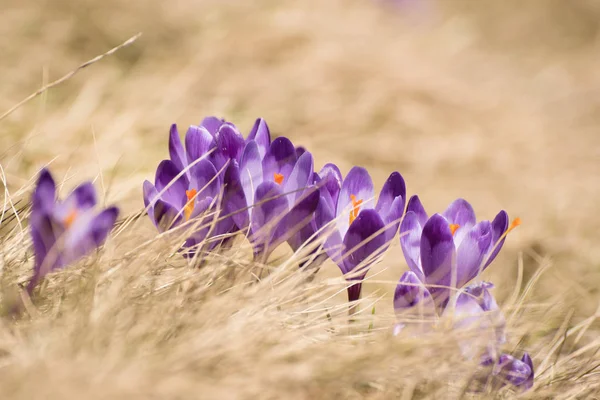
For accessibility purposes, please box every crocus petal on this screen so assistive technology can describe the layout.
[185,125,214,164]
[376,171,406,215]
[399,211,424,278]
[337,166,375,238]
[212,124,245,171]
[250,181,289,258]
[315,189,344,267]
[189,158,220,200]
[223,160,249,232]
[484,210,509,268]
[262,137,297,180]
[66,182,97,211]
[464,281,506,344]
[521,353,534,390]
[341,209,386,277]
[143,180,159,226]
[283,150,314,206]
[154,160,189,209]
[382,195,405,244]
[153,199,183,232]
[32,168,57,214]
[275,187,320,249]
[442,198,476,228]
[295,146,306,158]
[89,206,119,245]
[496,354,534,390]
[247,118,271,159]
[318,163,343,203]
[29,212,60,288]
[406,195,428,226]
[200,116,224,136]
[455,221,493,287]
[240,141,264,214]
[420,214,456,306]
[169,124,187,171]
[393,271,434,314]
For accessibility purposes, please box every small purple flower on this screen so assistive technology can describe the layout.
[28,168,119,292]
[491,353,534,391]
[393,271,436,329]
[223,136,320,261]
[399,195,518,309]
[316,166,406,302]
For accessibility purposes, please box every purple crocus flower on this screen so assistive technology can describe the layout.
[399,195,519,309]
[223,136,320,262]
[316,166,406,302]
[28,168,119,292]
[287,163,343,269]
[491,353,534,391]
[394,270,435,315]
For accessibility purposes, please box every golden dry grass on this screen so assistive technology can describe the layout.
[1,0,600,398]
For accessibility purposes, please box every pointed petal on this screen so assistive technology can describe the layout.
[521,353,535,390]
[29,211,60,290]
[342,209,386,277]
[283,150,314,206]
[420,214,456,307]
[64,182,97,212]
[223,160,249,232]
[250,181,289,258]
[315,189,344,267]
[496,354,534,390]
[442,198,476,227]
[318,163,343,205]
[240,141,264,212]
[212,124,245,171]
[185,125,214,164]
[199,116,224,136]
[337,166,375,238]
[32,168,57,214]
[376,171,406,214]
[189,158,219,199]
[247,118,271,159]
[406,195,428,226]
[382,195,405,244]
[456,221,493,286]
[154,160,188,209]
[169,124,187,171]
[484,210,509,268]
[89,206,119,245]
[262,137,297,180]
[399,211,424,278]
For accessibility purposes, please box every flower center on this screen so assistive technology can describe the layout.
[274,173,284,185]
[63,209,78,228]
[449,224,460,236]
[349,194,363,225]
[184,189,197,221]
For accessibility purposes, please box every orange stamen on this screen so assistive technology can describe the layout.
[274,173,284,185]
[349,194,363,225]
[449,224,460,236]
[63,209,77,228]
[507,217,521,233]
[184,189,197,221]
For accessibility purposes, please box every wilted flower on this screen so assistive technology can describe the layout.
[28,168,119,292]
[316,166,406,302]
[399,195,519,309]
[224,136,320,262]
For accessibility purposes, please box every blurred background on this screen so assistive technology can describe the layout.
[1,0,600,319]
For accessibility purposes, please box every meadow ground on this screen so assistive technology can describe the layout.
[1,0,600,398]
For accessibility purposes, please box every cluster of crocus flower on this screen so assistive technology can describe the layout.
[393,196,532,391]
[25,115,532,392]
